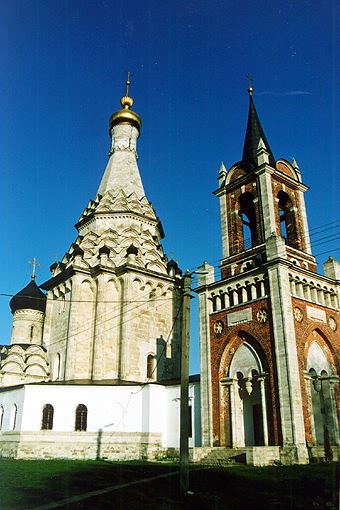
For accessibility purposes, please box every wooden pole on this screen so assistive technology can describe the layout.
[180,270,191,494]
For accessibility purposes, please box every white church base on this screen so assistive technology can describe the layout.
[192,446,300,466]
[0,431,163,461]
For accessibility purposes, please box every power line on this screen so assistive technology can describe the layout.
[104,295,184,435]
[308,219,340,234]
[315,246,340,257]
[0,293,174,304]
[44,294,177,351]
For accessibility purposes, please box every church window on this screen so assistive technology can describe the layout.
[238,193,258,249]
[52,353,61,381]
[41,404,54,430]
[147,354,155,379]
[9,404,17,431]
[278,191,298,249]
[30,325,34,342]
[75,404,87,431]
[0,405,4,431]
[59,295,66,314]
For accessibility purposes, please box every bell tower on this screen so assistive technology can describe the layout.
[217,83,315,279]
[197,85,340,465]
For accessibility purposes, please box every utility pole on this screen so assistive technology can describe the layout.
[180,270,191,494]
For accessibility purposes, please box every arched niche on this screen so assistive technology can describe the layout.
[223,341,268,447]
[306,338,338,447]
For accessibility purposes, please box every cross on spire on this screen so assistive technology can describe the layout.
[125,71,132,97]
[120,71,134,110]
[246,73,254,95]
[28,256,41,280]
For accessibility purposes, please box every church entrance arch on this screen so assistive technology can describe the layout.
[306,336,339,447]
[222,341,268,447]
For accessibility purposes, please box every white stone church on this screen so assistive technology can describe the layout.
[1,80,339,465]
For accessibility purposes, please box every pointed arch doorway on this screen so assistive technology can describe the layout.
[221,341,269,447]
[306,333,339,448]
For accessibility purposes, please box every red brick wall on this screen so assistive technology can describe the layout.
[292,297,340,445]
[209,294,340,448]
[209,298,281,446]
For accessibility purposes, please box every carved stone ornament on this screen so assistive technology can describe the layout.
[294,307,303,322]
[214,321,224,334]
[256,308,268,323]
[328,317,337,331]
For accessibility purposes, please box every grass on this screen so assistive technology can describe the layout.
[0,459,338,510]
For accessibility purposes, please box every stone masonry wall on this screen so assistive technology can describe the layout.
[0,431,163,461]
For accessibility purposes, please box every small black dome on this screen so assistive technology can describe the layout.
[175,267,183,277]
[10,279,47,314]
[50,262,58,273]
[167,259,178,270]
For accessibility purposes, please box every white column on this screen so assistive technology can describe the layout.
[219,191,230,259]
[326,377,340,445]
[303,283,311,302]
[297,189,312,254]
[257,168,277,240]
[258,375,269,446]
[250,282,257,300]
[229,380,238,447]
[198,288,213,446]
[304,372,316,445]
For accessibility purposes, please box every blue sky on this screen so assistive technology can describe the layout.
[1,0,338,373]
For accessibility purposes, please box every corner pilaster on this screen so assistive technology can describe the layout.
[267,259,307,450]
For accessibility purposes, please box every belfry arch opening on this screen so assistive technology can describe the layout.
[277,190,299,249]
[238,192,258,250]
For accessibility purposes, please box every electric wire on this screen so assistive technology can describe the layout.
[44,292,176,351]
[86,293,184,435]
[1,219,340,301]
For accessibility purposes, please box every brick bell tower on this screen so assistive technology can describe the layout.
[196,84,340,465]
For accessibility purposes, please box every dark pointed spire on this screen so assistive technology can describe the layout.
[242,85,275,168]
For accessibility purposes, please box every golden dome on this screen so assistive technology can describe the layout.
[109,73,142,133]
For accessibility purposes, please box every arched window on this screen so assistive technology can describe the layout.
[277,191,298,249]
[75,404,87,431]
[9,404,17,431]
[147,354,155,379]
[41,404,54,430]
[52,353,61,381]
[238,193,258,249]
[0,405,4,431]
